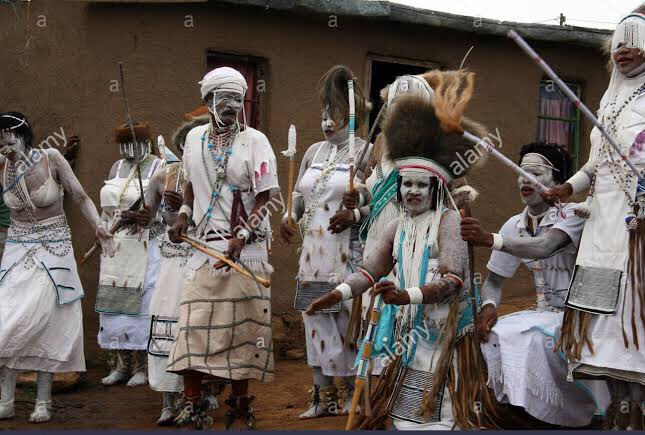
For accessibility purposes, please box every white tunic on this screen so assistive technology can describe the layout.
[571,86,645,381]
[97,157,162,351]
[297,141,368,377]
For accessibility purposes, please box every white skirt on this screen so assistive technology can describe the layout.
[303,299,356,377]
[481,310,610,426]
[0,218,85,373]
[98,238,160,350]
[147,235,189,392]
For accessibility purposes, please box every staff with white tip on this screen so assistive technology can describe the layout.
[282,124,297,227]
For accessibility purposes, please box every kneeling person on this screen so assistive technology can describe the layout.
[461,142,609,427]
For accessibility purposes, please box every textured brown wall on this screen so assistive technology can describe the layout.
[1,1,608,360]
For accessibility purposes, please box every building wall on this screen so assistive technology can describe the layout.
[1,0,609,360]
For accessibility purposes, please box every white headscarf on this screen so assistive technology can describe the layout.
[199,67,248,100]
[387,74,435,107]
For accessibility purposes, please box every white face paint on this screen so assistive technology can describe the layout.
[0,131,26,162]
[321,109,348,143]
[205,91,244,127]
[517,154,555,207]
[400,173,433,216]
[119,139,150,161]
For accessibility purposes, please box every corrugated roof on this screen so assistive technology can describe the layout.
[216,0,612,47]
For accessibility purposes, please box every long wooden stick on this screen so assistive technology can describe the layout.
[180,235,271,288]
[118,62,146,205]
[461,204,484,428]
[346,288,383,430]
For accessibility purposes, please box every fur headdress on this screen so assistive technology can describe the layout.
[384,70,487,182]
[115,122,152,144]
[318,65,370,129]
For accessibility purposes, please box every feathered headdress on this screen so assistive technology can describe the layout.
[384,69,487,183]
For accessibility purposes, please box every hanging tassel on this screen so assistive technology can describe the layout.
[574,197,592,219]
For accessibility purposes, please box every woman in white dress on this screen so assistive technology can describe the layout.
[97,122,163,388]
[545,12,645,429]
[281,65,372,419]
[0,112,113,423]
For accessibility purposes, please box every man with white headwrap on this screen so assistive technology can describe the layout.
[168,67,279,429]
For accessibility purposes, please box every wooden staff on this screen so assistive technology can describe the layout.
[346,285,384,430]
[118,62,146,205]
[281,125,297,227]
[180,234,271,288]
[461,204,485,428]
[347,80,356,193]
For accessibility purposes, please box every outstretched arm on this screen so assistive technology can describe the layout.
[49,149,114,255]
[306,218,398,314]
[461,216,572,259]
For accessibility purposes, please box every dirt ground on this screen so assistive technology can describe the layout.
[3,299,532,430]
[5,359,347,430]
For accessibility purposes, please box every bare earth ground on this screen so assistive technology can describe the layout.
[3,299,532,430]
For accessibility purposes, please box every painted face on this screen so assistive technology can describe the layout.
[613,45,645,76]
[517,154,555,207]
[0,131,26,162]
[321,109,348,142]
[400,174,433,216]
[119,139,150,161]
[205,91,243,126]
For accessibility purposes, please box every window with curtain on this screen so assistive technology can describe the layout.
[206,52,265,129]
[536,80,582,170]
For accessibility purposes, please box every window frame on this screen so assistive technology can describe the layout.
[536,79,583,171]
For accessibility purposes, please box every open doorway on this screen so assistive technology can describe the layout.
[366,55,440,138]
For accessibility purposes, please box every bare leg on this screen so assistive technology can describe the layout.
[0,367,16,420]
[102,350,129,386]
[127,351,148,387]
[29,372,53,423]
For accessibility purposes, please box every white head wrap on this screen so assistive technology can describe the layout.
[387,75,434,107]
[199,67,248,100]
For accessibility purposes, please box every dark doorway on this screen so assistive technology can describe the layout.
[367,57,438,138]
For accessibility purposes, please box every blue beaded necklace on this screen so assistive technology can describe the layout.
[200,124,238,224]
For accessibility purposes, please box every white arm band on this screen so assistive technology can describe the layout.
[353,208,361,223]
[407,287,424,305]
[179,204,192,219]
[481,298,497,309]
[566,171,591,195]
[237,228,251,242]
[359,192,366,208]
[491,233,504,250]
[336,283,353,301]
